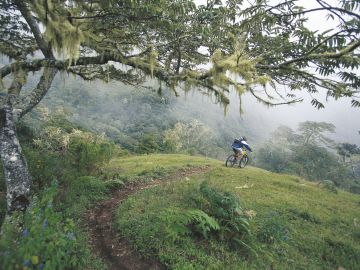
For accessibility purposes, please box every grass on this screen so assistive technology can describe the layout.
[103,154,217,181]
[1,149,359,269]
[115,154,360,270]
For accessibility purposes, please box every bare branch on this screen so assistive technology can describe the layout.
[248,87,303,106]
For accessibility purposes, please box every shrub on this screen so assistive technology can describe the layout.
[199,181,256,254]
[319,180,338,194]
[33,125,119,174]
[160,207,220,242]
[0,182,81,270]
[68,132,115,174]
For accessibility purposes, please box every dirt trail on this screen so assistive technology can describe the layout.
[85,165,211,270]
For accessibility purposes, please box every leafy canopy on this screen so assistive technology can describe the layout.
[0,0,359,111]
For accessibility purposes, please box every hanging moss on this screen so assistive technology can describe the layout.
[148,47,158,78]
[31,0,85,64]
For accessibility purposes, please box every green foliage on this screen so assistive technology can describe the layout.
[255,146,290,173]
[115,154,360,269]
[0,182,90,270]
[136,166,169,181]
[257,211,289,244]
[160,207,220,242]
[104,179,125,190]
[254,122,358,192]
[287,208,321,224]
[199,181,255,254]
[61,176,109,219]
[31,112,122,174]
[1,120,111,269]
[319,180,338,194]
[163,120,223,157]
[69,134,115,174]
[289,144,344,181]
[135,133,161,154]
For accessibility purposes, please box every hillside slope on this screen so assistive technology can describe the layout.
[1,152,359,270]
[105,154,360,270]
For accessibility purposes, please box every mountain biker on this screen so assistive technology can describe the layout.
[231,136,252,159]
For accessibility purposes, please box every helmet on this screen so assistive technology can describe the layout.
[241,136,247,141]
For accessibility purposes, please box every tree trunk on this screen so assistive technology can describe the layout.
[0,105,31,212]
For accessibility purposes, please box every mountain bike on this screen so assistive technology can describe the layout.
[225,149,249,168]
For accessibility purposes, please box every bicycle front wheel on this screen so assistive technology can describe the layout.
[239,156,249,168]
[225,154,237,167]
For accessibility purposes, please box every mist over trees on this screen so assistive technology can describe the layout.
[255,122,360,193]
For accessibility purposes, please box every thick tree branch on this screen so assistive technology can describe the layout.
[13,0,54,59]
[8,69,27,96]
[17,67,58,117]
[254,40,360,69]
[279,40,360,67]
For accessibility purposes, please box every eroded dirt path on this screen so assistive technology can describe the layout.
[85,165,211,270]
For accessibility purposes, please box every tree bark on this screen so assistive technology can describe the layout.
[0,105,31,212]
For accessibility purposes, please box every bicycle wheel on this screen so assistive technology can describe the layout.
[239,156,249,168]
[225,154,237,167]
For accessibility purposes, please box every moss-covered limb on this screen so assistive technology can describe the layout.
[13,0,54,59]
[17,67,58,118]
[277,40,360,68]
[8,69,28,97]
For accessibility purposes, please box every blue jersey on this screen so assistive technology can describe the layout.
[232,139,252,152]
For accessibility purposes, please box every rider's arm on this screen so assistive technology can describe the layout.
[241,140,252,152]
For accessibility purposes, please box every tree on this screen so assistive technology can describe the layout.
[336,143,360,177]
[336,143,360,162]
[255,122,349,183]
[1,0,359,212]
[297,121,336,146]
[163,120,216,156]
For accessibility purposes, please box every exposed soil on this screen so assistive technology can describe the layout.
[84,165,211,270]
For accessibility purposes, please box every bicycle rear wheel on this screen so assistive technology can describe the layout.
[225,154,237,167]
[239,156,249,168]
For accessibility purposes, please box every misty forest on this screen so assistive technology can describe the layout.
[1,0,360,269]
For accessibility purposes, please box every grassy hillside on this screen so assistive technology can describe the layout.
[113,154,360,270]
[1,145,359,269]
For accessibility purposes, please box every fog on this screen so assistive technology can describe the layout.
[240,93,360,145]
[27,72,358,149]
[174,87,360,145]
[2,0,359,147]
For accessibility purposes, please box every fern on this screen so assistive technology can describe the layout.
[199,181,255,253]
[160,207,220,242]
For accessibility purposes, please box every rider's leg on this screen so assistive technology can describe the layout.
[233,147,242,160]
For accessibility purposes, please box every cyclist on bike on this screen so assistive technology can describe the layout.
[231,136,252,159]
